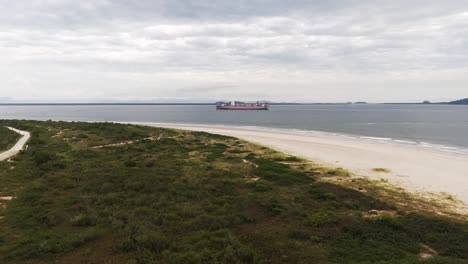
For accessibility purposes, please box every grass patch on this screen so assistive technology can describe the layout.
[326,168,351,177]
[0,120,466,264]
[250,157,310,185]
[373,168,391,173]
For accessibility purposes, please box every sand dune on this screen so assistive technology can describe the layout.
[141,123,468,205]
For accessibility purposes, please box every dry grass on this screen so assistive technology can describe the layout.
[244,149,468,220]
[322,174,468,221]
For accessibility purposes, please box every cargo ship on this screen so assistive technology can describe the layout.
[216,101,269,110]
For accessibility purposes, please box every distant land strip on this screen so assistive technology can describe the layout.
[0,98,466,105]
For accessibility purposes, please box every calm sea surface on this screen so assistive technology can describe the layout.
[1,104,468,152]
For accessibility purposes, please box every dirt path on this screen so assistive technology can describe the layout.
[0,127,30,162]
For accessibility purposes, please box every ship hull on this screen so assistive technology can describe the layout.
[216,106,269,110]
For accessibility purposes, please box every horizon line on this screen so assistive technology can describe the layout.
[0,102,455,106]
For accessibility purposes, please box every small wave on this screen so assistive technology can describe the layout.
[419,142,468,154]
[360,136,393,141]
[420,142,459,150]
[394,140,418,144]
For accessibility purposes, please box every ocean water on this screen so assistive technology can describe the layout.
[1,104,468,153]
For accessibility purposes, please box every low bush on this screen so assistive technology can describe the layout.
[254,183,272,192]
[304,211,341,227]
[124,160,137,167]
[70,214,98,227]
[252,158,309,185]
[0,120,466,264]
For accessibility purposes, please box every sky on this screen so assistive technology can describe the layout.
[0,0,467,103]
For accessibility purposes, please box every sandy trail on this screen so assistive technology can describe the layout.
[140,123,468,204]
[0,127,30,162]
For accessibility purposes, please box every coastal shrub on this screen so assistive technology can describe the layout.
[333,217,422,262]
[260,198,284,215]
[205,143,229,161]
[165,251,203,264]
[229,149,250,154]
[145,160,156,167]
[29,136,46,145]
[372,167,391,173]
[421,257,468,264]
[245,153,256,159]
[327,168,350,176]
[124,160,137,167]
[273,156,301,162]
[70,228,103,247]
[309,235,322,243]
[74,149,99,159]
[285,156,301,162]
[252,158,309,185]
[400,213,468,258]
[254,183,272,192]
[371,215,402,230]
[32,151,53,165]
[332,238,410,263]
[288,230,311,241]
[1,120,468,264]
[8,235,74,259]
[313,182,394,211]
[70,214,98,227]
[304,211,341,227]
[308,186,337,201]
[192,131,234,140]
[116,226,170,254]
[76,133,89,139]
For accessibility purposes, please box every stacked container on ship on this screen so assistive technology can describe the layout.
[216,101,269,110]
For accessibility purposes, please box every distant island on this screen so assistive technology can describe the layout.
[417,98,468,105]
[448,98,468,105]
[386,98,468,105]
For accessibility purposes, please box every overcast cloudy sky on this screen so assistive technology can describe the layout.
[1,0,467,103]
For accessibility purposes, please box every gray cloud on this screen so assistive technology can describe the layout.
[0,0,467,102]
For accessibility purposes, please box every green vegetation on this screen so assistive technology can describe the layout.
[0,126,21,151]
[372,168,391,173]
[0,120,467,264]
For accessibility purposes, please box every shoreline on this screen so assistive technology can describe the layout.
[136,122,468,206]
[128,122,468,157]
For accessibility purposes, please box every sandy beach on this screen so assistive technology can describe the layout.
[141,123,468,205]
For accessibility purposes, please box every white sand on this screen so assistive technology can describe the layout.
[140,123,468,204]
[0,127,30,162]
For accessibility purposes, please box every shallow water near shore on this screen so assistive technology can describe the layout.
[1,104,468,154]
